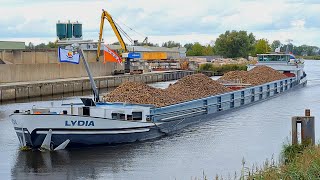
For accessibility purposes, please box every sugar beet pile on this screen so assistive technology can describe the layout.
[104,74,231,107]
[218,65,287,85]
[104,66,287,107]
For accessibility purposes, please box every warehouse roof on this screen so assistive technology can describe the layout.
[0,41,26,50]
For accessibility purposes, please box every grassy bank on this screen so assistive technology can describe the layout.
[199,142,320,180]
[198,63,247,75]
[244,143,320,179]
[297,55,320,60]
[212,142,319,180]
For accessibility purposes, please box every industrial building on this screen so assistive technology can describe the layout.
[55,20,186,61]
[0,41,25,50]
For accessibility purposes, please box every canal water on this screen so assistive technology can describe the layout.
[0,60,319,179]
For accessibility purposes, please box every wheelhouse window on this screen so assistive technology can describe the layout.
[111,112,125,120]
[258,56,264,61]
[127,115,133,120]
[132,112,143,121]
[111,113,117,119]
[258,55,290,62]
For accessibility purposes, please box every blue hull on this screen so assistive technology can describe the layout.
[17,127,163,148]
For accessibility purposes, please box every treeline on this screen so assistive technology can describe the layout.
[270,40,320,56]
[26,42,58,49]
[27,31,320,58]
[159,31,320,58]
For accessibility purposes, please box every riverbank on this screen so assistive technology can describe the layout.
[244,143,320,179]
[208,142,320,179]
[297,55,320,60]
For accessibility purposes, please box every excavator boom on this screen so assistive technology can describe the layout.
[96,9,128,61]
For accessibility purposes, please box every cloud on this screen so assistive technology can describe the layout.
[0,0,319,46]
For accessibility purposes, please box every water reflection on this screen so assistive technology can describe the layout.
[11,144,142,180]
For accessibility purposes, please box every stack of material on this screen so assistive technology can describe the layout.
[218,71,249,83]
[104,73,232,107]
[166,73,232,102]
[218,65,287,85]
[247,66,287,85]
[103,82,179,107]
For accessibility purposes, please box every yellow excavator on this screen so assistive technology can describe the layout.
[96,9,143,74]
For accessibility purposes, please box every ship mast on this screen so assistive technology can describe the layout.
[73,43,100,102]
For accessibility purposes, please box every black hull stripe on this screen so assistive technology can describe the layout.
[29,126,156,133]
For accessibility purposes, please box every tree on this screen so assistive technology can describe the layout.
[47,41,58,48]
[186,42,204,56]
[214,30,256,58]
[184,43,193,52]
[26,42,35,49]
[162,41,181,48]
[271,40,281,52]
[35,43,47,49]
[202,45,215,56]
[254,39,271,55]
[281,43,293,53]
[135,42,159,47]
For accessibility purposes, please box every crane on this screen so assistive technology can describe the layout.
[96,9,130,72]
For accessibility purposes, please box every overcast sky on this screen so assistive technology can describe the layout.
[0,0,319,46]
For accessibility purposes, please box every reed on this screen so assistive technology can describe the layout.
[209,142,320,180]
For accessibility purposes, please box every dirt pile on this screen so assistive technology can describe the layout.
[166,73,232,102]
[218,71,249,83]
[247,66,287,85]
[104,73,231,107]
[218,66,287,85]
[103,82,178,107]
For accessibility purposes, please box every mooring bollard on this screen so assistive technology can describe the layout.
[292,109,315,145]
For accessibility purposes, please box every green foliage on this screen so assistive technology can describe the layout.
[297,55,320,60]
[47,41,58,48]
[203,45,215,56]
[243,143,320,180]
[293,44,320,56]
[113,41,159,47]
[272,40,320,56]
[281,43,294,53]
[271,40,281,51]
[215,30,255,58]
[186,42,204,56]
[254,39,271,55]
[282,142,308,164]
[198,63,247,74]
[162,41,181,48]
[26,41,58,49]
[26,42,35,49]
[184,43,193,52]
[198,63,214,71]
[185,43,215,56]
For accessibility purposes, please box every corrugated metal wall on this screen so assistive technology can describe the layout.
[0,41,25,50]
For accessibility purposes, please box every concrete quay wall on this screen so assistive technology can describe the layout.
[0,50,122,83]
[0,71,194,101]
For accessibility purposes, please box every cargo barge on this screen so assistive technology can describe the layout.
[10,53,307,150]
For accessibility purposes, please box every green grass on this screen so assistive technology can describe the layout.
[243,142,320,180]
[203,141,320,180]
[198,63,247,75]
[296,55,320,60]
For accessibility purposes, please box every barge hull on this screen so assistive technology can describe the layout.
[11,76,306,148]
